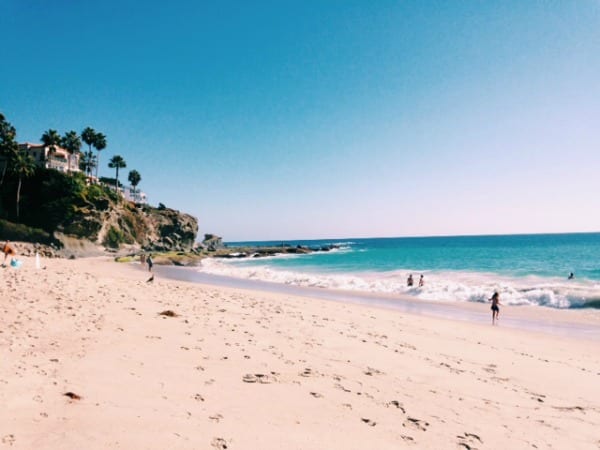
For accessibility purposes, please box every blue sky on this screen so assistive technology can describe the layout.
[2,1,599,241]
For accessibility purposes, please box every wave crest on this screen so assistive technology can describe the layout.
[197,259,600,309]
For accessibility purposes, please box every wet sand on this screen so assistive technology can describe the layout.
[1,256,599,449]
[156,265,600,341]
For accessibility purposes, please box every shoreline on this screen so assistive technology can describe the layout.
[154,264,600,341]
[2,256,599,449]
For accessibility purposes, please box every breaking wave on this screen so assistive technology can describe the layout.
[197,258,600,309]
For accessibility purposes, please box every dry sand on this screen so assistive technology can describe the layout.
[1,256,599,449]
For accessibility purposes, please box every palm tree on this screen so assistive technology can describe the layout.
[41,129,61,165]
[81,127,96,176]
[79,151,97,177]
[61,130,81,174]
[93,132,106,178]
[10,148,36,219]
[108,155,126,193]
[0,113,18,186]
[128,169,141,201]
[81,127,96,153]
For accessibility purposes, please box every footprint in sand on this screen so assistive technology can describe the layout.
[387,400,406,413]
[361,418,377,427]
[1,434,16,446]
[403,417,429,432]
[457,432,483,449]
[209,414,223,423]
[211,437,228,449]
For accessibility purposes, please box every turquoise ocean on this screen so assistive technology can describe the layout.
[196,233,600,309]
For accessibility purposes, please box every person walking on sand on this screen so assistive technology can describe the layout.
[147,254,153,272]
[489,291,501,325]
[2,240,16,267]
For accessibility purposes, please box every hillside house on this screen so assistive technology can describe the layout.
[18,142,81,173]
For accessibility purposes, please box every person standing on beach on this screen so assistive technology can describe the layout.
[2,240,16,267]
[489,292,501,325]
[147,254,153,272]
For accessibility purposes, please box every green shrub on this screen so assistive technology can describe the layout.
[0,218,56,244]
[104,226,125,248]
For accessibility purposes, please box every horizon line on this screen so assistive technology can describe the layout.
[222,230,600,244]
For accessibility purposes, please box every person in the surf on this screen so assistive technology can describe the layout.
[407,274,414,287]
[489,291,501,325]
[418,274,424,287]
[568,272,574,280]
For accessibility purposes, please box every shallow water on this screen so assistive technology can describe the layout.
[155,265,600,341]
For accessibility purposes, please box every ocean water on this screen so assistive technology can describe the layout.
[196,233,600,309]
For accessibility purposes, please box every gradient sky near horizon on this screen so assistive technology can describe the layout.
[2,1,599,241]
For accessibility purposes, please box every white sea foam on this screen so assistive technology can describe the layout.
[197,259,600,309]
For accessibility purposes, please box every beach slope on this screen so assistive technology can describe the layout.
[1,257,599,449]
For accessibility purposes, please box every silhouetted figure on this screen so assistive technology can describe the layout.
[489,292,501,325]
[407,274,414,287]
[568,272,574,280]
[418,274,424,287]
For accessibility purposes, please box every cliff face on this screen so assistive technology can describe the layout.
[54,190,198,253]
[0,169,198,254]
[137,205,198,251]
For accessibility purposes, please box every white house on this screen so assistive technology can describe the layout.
[121,185,147,204]
[18,142,81,173]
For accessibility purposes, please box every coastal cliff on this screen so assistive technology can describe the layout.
[61,200,198,253]
[0,168,198,254]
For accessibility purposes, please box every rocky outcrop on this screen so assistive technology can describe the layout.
[1,168,198,255]
[139,205,198,252]
[55,196,198,254]
[201,234,224,251]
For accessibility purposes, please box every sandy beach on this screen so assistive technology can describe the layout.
[1,256,599,449]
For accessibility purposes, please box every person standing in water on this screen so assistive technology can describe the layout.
[489,292,501,325]
[418,274,424,287]
[407,274,414,287]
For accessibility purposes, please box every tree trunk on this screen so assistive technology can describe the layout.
[16,176,21,218]
[88,144,93,178]
[0,163,7,186]
[115,168,119,193]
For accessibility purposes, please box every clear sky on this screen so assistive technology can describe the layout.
[2,1,599,241]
